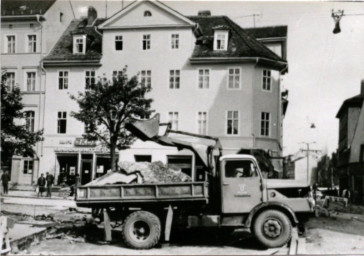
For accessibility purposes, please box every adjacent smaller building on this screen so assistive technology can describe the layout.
[336,81,364,204]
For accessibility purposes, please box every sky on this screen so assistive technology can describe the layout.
[69,0,364,157]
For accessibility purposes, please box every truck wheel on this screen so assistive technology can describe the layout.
[253,210,292,248]
[122,211,161,249]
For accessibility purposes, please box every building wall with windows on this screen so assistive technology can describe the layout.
[1,0,73,185]
[38,0,288,185]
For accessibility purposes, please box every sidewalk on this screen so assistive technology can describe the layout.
[1,189,73,200]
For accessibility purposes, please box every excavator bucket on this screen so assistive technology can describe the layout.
[126,114,160,141]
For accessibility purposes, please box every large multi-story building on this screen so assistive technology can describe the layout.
[38,0,288,186]
[1,0,73,185]
[336,81,364,204]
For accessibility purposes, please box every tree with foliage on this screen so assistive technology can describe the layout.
[70,67,153,171]
[312,153,339,187]
[1,73,43,169]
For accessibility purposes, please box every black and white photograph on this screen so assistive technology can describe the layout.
[1,0,364,254]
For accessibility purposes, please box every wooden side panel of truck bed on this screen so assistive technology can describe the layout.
[76,182,209,206]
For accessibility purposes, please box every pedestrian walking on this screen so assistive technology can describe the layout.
[37,174,46,197]
[46,172,54,198]
[1,171,10,195]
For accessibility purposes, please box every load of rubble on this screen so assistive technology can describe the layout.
[86,161,192,186]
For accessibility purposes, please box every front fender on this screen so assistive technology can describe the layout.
[244,202,299,228]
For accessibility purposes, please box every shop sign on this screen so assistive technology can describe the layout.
[59,139,73,145]
[74,138,97,147]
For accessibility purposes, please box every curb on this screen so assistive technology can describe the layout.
[1,194,74,201]
[10,227,48,254]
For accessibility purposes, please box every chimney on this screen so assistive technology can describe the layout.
[198,10,211,16]
[361,79,364,95]
[87,6,97,26]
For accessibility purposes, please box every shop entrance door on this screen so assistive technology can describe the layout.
[81,160,92,185]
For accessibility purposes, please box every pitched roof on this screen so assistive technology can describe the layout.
[43,18,105,64]
[245,26,288,39]
[336,94,364,118]
[1,0,56,16]
[187,16,285,63]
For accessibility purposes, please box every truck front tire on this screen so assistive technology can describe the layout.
[253,210,292,248]
[122,211,161,249]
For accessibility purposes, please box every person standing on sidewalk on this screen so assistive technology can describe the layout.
[1,171,10,195]
[46,172,54,198]
[37,174,46,197]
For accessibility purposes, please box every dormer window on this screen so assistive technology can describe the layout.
[73,35,86,54]
[144,10,152,17]
[213,30,229,51]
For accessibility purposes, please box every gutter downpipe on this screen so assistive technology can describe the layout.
[252,57,259,149]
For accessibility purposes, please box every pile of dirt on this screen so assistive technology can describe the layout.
[119,161,192,183]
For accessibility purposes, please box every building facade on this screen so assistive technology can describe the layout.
[336,81,364,204]
[8,0,289,186]
[1,0,74,185]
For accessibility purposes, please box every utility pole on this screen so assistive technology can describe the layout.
[299,142,321,186]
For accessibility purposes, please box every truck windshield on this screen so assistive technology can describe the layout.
[225,160,258,178]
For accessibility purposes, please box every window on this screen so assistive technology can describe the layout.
[228,68,240,89]
[225,160,257,178]
[140,70,151,87]
[263,70,271,91]
[23,160,34,174]
[26,72,36,91]
[6,35,15,53]
[135,155,152,162]
[261,112,270,136]
[198,111,207,135]
[167,155,192,177]
[25,111,35,132]
[198,69,209,89]
[115,35,123,51]
[27,35,37,53]
[171,34,179,49]
[58,71,68,90]
[73,35,86,54]
[6,72,15,90]
[144,10,152,17]
[168,112,179,130]
[169,70,180,89]
[113,70,123,80]
[142,34,150,50]
[85,70,95,89]
[57,112,67,134]
[214,31,228,51]
[227,110,239,135]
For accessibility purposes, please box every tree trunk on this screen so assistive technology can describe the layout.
[110,143,117,172]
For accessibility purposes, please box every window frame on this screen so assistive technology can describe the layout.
[26,34,37,53]
[227,67,242,90]
[169,69,180,89]
[58,70,69,90]
[115,35,123,51]
[142,34,151,50]
[73,35,86,54]
[5,72,16,91]
[144,10,152,17]
[260,112,270,137]
[262,69,272,92]
[214,31,228,51]
[25,111,35,132]
[171,33,179,50]
[23,159,34,174]
[57,111,67,134]
[226,110,239,136]
[198,68,210,89]
[140,70,152,88]
[197,111,208,135]
[85,70,96,90]
[168,111,179,130]
[4,34,16,54]
[25,71,36,91]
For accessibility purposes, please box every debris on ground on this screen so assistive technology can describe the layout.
[87,161,192,186]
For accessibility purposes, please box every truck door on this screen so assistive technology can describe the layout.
[221,159,262,213]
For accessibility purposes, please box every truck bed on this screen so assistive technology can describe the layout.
[76,182,209,207]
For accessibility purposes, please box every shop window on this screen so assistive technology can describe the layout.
[23,159,33,174]
[135,155,152,162]
[167,155,192,177]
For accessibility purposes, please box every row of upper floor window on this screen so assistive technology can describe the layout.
[49,110,272,137]
[3,34,38,54]
[4,68,273,92]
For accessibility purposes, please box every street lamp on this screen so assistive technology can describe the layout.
[331,9,364,34]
